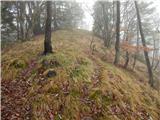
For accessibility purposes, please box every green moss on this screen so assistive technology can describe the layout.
[89,89,102,100]
[40,52,75,68]
[70,65,92,82]
[47,84,60,94]
[9,59,27,69]
[31,69,37,75]
[70,88,81,97]
[102,95,112,106]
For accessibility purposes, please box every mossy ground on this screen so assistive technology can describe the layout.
[1,29,160,120]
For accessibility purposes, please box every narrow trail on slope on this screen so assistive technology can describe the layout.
[1,59,37,120]
[85,42,105,85]
[89,54,102,88]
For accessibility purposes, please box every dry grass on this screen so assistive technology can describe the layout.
[2,29,160,120]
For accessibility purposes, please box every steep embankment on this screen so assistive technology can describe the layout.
[1,30,160,120]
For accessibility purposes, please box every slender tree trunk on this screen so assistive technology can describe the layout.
[33,14,41,35]
[135,1,154,87]
[53,2,58,31]
[101,3,111,48]
[16,20,20,40]
[124,51,129,68]
[25,2,28,40]
[106,4,111,48]
[54,18,58,31]
[44,1,53,54]
[30,2,43,36]
[154,60,159,71]
[124,29,130,68]
[101,4,107,47]
[19,2,25,41]
[114,1,120,65]
[151,38,156,68]
[133,22,139,69]
[25,2,33,39]
[25,20,28,39]
[16,2,20,40]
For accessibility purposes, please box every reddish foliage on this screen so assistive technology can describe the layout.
[121,41,154,53]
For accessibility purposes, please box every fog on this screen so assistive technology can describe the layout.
[78,0,160,31]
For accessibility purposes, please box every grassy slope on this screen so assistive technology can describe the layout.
[2,29,160,120]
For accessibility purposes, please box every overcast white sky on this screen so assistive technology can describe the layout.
[76,0,160,31]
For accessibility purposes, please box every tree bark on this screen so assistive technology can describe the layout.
[124,28,130,68]
[53,2,58,31]
[114,1,120,65]
[19,2,25,41]
[135,1,154,87]
[25,2,33,39]
[133,22,139,70]
[100,3,107,47]
[151,37,156,68]
[44,1,53,54]
[124,51,129,68]
[16,2,20,40]
[154,60,159,71]
[101,3,112,48]
[33,13,41,35]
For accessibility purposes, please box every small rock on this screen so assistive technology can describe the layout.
[47,70,57,77]
[43,69,57,78]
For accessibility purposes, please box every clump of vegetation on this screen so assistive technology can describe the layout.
[70,56,93,82]
[9,59,27,69]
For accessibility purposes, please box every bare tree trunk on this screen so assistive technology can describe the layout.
[124,29,130,68]
[24,2,28,40]
[151,38,156,68]
[27,1,44,38]
[101,3,107,47]
[154,60,159,71]
[133,22,139,69]
[111,1,116,44]
[44,1,53,54]
[135,1,154,87]
[101,3,111,48]
[53,2,58,31]
[124,51,129,68]
[16,2,20,40]
[19,2,25,41]
[33,14,41,35]
[16,20,20,40]
[25,2,33,39]
[114,1,120,65]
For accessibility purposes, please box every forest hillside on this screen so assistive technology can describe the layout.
[1,29,160,120]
